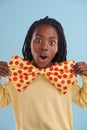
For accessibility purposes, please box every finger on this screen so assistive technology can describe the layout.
[0,66,10,76]
[73,62,87,72]
[73,64,87,76]
[74,67,87,74]
[79,70,87,76]
[0,61,8,66]
[0,70,10,76]
[74,62,86,69]
[0,71,9,77]
[0,66,10,73]
[0,62,10,70]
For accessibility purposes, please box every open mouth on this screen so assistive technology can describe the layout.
[36,54,50,68]
[40,55,47,60]
[39,54,48,61]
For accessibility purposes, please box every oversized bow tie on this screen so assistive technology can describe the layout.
[8,55,77,95]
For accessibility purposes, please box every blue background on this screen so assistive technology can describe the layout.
[0,0,87,130]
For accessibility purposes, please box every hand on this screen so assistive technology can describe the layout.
[0,61,10,77]
[73,62,87,76]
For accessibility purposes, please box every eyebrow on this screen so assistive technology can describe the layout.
[35,34,43,37]
[36,34,57,39]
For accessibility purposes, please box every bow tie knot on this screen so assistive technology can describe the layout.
[37,68,45,75]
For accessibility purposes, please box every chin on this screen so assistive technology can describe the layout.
[38,63,50,68]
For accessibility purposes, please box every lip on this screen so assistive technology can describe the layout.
[38,53,48,61]
[33,53,51,68]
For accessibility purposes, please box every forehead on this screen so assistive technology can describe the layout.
[33,25,58,38]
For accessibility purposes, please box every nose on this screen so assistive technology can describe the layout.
[41,48,48,51]
[41,42,48,51]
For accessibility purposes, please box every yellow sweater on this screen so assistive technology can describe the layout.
[0,75,87,130]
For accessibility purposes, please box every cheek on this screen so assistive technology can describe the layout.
[31,43,39,56]
[31,41,35,50]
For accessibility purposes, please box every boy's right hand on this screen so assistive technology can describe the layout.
[0,61,10,77]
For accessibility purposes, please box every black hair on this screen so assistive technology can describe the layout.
[22,16,67,63]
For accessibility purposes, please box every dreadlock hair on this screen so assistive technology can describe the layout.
[22,16,67,63]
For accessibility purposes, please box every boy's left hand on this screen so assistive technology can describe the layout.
[73,62,87,76]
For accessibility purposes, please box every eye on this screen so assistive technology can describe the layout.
[49,40,56,46]
[35,38,42,43]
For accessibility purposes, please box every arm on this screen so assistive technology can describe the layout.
[72,62,87,108]
[0,61,11,108]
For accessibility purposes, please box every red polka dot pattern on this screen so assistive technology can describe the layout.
[8,55,77,94]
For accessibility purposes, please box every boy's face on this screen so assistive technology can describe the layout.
[30,25,58,68]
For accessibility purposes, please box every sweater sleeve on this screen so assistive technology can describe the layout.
[72,75,87,108]
[0,77,11,108]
